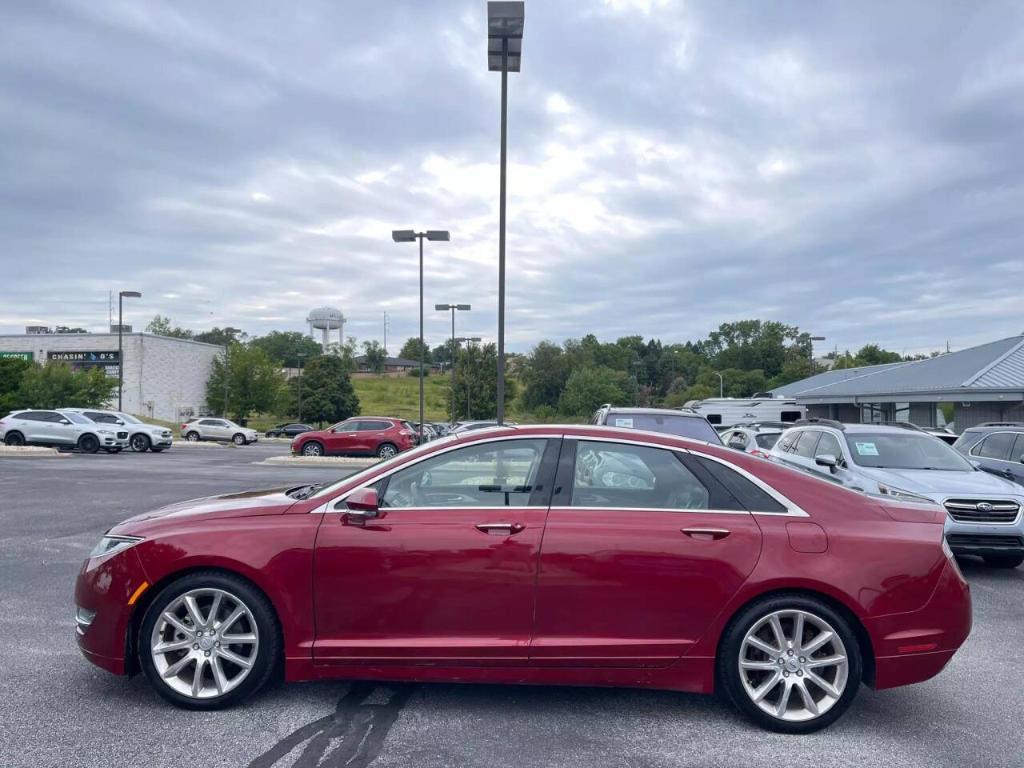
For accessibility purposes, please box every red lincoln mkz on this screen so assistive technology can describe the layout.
[75,425,971,733]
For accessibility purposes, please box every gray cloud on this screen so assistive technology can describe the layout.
[2,0,1024,357]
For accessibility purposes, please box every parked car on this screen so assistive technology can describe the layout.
[770,419,1024,568]
[449,420,517,434]
[591,406,722,444]
[0,409,129,453]
[75,424,970,733]
[61,408,173,453]
[180,418,259,445]
[953,422,1024,484]
[265,423,314,438]
[721,422,786,457]
[291,417,416,458]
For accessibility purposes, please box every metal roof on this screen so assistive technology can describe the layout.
[772,336,1024,402]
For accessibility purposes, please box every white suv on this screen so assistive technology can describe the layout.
[62,408,173,453]
[0,409,130,453]
[181,418,259,445]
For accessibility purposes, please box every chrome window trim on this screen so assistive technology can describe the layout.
[551,505,752,517]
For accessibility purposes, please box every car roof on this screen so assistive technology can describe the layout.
[602,407,704,417]
[450,423,721,449]
[962,423,1024,433]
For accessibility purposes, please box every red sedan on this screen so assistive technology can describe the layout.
[291,417,417,459]
[75,425,970,733]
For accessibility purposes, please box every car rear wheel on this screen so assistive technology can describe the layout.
[232,433,247,446]
[139,572,279,710]
[983,554,1024,569]
[78,434,100,454]
[302,441,324,457]
[719,595,861,734]
[4,432,25,446]
[131,434,151,452]
[185,431,200,442]
[377,442,398,459]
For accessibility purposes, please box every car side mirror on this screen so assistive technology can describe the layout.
[340,488,380,524]
[116,419,125,425]
[815,454,839,473]
[59,419,71,425]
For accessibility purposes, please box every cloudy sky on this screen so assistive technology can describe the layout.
[2,0,1023,356]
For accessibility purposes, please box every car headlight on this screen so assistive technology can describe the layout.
[97,428,114,435]
[874,484,935,504]
[90,535,143,559]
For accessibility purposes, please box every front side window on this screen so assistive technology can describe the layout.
[381,439,548,509]
[974,433,1016,461]
[572,441,709,510]
[1012,434,1024,464]
[85,412,118,424]
[199,419,220,426]
[815,432,843,460]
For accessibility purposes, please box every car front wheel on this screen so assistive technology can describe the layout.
[78,434,100,454]
[719,595,861,734]
[301,442,324,457]
[232,433,247,446]
[139,572,280,710]
[131,434,151,452]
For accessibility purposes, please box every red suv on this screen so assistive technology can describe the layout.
[291,417,416,459]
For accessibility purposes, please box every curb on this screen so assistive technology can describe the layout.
[0,446,68,458]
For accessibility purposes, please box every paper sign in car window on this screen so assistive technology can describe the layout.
[855,442,879,456]
[614,418,634,428]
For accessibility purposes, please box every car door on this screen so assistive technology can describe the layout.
[354,420,386,454]
[972,432,1021,483]
[324,420,360,454]
[41,411,79,445]
[312,437,559,665]
[17,412,49,444]
[530,439,763,667]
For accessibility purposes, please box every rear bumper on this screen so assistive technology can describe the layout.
[866,559,972,689]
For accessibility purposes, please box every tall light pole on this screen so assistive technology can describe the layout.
[456,336,482,420]
[436,303,471,423]
[117,290,141,412]
[392,229,450,440]
[809,335,826,375]
[714,371,724,398]
[296,351,306,421]
[488,1,524,426]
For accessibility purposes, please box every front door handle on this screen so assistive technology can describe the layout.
[475,522,524,536]
[682,527,730,541]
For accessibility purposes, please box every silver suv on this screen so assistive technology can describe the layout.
[0,409,130,453]
[62,408,173,453]
[770,419,1024,568]
[591,406,722,444]
[181,417,259,445]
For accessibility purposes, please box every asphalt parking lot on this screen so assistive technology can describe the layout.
[1,442,1022,768]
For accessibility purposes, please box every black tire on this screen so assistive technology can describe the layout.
[4,431,25,446]
[131,434,151,452]
[718,594,863,734]
[138,571,281,710]
[78,434,100,454]
[983,554,1024,569]
[377,442,398,459]
[302,441,324,457]
[232,433,247,446]
[185,431,201,442]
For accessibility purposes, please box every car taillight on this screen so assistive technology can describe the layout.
[181,424,188,430]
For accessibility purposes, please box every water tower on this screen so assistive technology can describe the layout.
[307,307,345,351]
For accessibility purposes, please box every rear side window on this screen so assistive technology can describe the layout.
[572,441,710,510]
[693,456,787,514]
[793,431,821,459]
[974,433,1016,461]
[755,433,781,449]
[362,420,392,431]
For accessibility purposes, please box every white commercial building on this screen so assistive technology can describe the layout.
[0,332,224,422]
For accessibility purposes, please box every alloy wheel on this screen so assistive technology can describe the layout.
[186,432,200,442]
[233,434,246,446]
[131,434,150,452]
[378,444,397,459]
[738,609,849,723]
[303,443,323,456]
[149,588,259,700]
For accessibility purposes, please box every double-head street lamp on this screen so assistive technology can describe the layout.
[393,229,450,440]
[117,290,142,411]
[488,1,524,426]
[456,336,483,419]
[436,303,471,423]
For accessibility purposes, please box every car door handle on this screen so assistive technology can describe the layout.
[682,527,731,541]
[475,522,524,536]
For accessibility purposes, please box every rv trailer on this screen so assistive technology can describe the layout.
[682,397,805,429]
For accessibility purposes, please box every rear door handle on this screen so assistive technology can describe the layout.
[475,522,524,536]
[682,527,730,541]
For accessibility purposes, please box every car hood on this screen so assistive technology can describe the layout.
[858,466,1023,497]
[113,486,297,528]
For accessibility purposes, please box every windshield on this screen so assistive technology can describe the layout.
[310,434,460,499]
[117,413,143,424]
[844,432,972,471]
[607,413,722,444]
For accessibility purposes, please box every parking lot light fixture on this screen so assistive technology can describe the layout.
[117,290,142,412]
[488,1,524,426]
[436,303,472,422]
[809,335,826,374]
[392,229,451,440]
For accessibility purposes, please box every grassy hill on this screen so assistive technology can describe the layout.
[353,374,453,422]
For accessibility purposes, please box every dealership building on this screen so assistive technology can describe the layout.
[771,334,1024,432]
[0,332,224,422]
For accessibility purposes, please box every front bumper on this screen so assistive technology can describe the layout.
[944,516,1024,557]
[74,547,151,676]
[866,559,972,689]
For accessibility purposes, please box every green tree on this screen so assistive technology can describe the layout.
[298,355,360,426]
[519,341,570,410]
[558,366,634,418]
[194,327,246,346]
[17,363,117,409]
[205,343,285,420]
[361,340,387,374]
[145,315,194,339]
[852,344,903,366]
[0,358,32,413]
[451,343,516,420]
[398,337,431,364]
[249,331,323,368]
